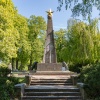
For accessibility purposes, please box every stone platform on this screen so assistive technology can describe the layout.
[37,63,62,71]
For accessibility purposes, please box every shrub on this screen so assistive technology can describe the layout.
[0,67,11,77]
[69,63,83,73]
[0,81,14,100]
[0,63,7,67]
[0,63,25,100]
[80,62,100,99]
[0,77,25,100]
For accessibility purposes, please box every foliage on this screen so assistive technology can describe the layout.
[0,77,25,100]
[28,15,46,66]
[55,29,67,62]
[57,0,100,18]
[0,62,7,67]
[0,67,11,77]
[68,63,83,73]
[0,0,30,70]
[59,18,100,72]
[79,62,100,99]
[0,0,19,61]
[15,14,31,69]
[0,0,47,70]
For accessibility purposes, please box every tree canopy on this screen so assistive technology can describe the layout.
[57,0,100,18]
[55,18,100,65]
[28,15,46,67]
[55,29,67,62]
[0,0,19,61]
[0,0,46,70]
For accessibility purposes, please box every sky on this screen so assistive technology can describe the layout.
[12,0,99,31]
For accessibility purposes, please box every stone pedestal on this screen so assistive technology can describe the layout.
[37,63,62,71]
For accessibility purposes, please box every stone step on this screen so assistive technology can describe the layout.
[30,83,73,85]
[31,79,72,82]
[22,96,82,100]
[31,75,71,78]
[30,81,72,83]
[31,77,71,80]
[24,92,81,96]
[31,81,72,83]
[31,79,72,83]
[25,86,80,92]
[30,71,77,75]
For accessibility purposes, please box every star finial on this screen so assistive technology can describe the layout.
[46,9,54,17]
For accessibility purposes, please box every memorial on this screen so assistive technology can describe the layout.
[37,9,62,71]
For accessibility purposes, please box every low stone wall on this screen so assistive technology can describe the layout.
[71,75,78,85]
[15,83,26,99]
[37,63,62,71]
[77,83,87,100]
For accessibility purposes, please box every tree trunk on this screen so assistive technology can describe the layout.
[29,52,33,70]
[29,59,32,70]
[12,58,14,70]
[16,59,18,69]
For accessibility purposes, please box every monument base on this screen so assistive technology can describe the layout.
[37,63,62,71]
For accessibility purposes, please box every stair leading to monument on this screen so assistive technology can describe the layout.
[30,76,73,86]
[22,71,82,100]
[22,86,82,100]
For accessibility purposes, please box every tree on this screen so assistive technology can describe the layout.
[28,15,46,68]
[57,0,100,18]
[55,29,67,62]
[67,22,94,63]
[0,0,19,63]
[88,18,100,62]
[61,18,100,72]
[0,0,31,70]
[14,14,31,70]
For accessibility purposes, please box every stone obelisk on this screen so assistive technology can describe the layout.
[37,9,62,71]
[43,9,57,63]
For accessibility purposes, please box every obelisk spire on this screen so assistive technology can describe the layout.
[43,9,57,63]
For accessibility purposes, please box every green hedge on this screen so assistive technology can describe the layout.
[80,62,100,99]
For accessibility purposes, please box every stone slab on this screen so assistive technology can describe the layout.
[29,71,77,76]
[37,63,62,71]
[26,85,78,89]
